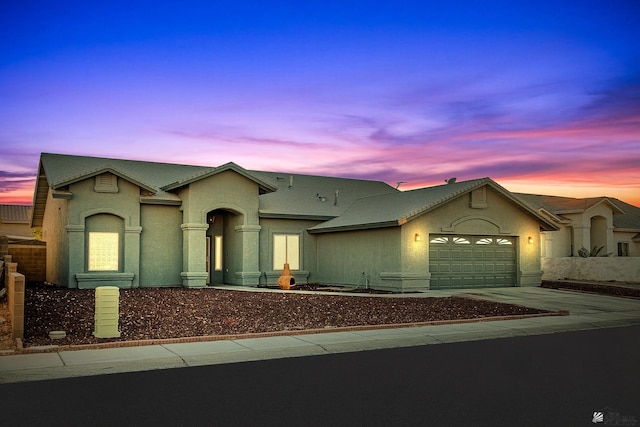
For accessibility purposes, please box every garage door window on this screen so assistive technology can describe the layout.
[452,237,471,244]
[430,236,472,244]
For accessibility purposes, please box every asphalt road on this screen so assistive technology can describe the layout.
[2,325,639,426]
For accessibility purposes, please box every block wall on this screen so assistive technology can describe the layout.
[0,236,8,258]
[4,257,24,340]
[8,244,46,283]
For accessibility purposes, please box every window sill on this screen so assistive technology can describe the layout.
[75,272,135,289]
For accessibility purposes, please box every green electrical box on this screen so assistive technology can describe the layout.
[93,286,121,338]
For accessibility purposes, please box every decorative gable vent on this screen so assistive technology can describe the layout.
[470,187,487,209]
[94,173,118,193]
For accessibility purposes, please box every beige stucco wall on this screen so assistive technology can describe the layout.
[614,230,639,256]
[140,204,183,287]
[179,170,262,286]
[258,218,321,285]
[561,204,616,256]
[315,227,401,288]
[312,185,547,291]
[540,226,573,258]
[41,190,69,286]
[0,222,32,238]
[64,175,142,288]
[542,257,640,282]
[413,186,544,286]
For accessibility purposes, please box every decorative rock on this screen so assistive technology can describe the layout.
[49,330,66,340]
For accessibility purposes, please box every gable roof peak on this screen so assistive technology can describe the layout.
[309,176,560,233]
[161,161,277,192]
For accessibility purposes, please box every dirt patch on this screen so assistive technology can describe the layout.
[19,285,552,348]
[0,300,15,351]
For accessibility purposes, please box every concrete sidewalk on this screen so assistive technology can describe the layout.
[1,287,639,384]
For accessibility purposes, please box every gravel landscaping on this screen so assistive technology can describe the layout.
[20,284,552,348]
[540,280,640,298]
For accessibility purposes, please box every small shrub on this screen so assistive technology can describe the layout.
[577,246,611,257]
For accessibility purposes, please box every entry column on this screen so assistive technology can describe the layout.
[234,224,261,286]
[181,222,209,287]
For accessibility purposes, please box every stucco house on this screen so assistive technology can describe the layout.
[30,153,638,291]
[515,193,640,258]
[515,193,640,282]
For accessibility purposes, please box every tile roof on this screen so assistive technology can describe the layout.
[40,153,210,202]
[37,153,397,218]
[308,178,487,232]
[37,153,635,233]
[309,178,558,233]
[252,171,398,219]
[609,199,640,230]
[0,204,32,223]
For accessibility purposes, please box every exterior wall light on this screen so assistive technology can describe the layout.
[528,236,533,244]
[415,233,421,242]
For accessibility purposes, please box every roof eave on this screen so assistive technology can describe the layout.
[31,160,49,228]
[139,197,183,206]
[537,208,571,224]
[259,212,335,221]
[308,220,401,234]
[614,227,640,233]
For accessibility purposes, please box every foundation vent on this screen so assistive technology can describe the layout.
[470,187,487,209]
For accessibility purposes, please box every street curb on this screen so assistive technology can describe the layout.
[7,309,566,355]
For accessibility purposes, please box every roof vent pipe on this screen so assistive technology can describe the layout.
[289,175,293,189]
[334,190,339,206]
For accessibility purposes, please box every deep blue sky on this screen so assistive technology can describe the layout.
[1,1,639,204]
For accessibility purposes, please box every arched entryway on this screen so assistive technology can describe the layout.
[590,215,608,254]
[206,209,241,285]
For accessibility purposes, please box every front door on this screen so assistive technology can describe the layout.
[211,235,223,284]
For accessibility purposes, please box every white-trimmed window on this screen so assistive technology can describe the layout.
[88,232,119,271]
[273,234,300,270]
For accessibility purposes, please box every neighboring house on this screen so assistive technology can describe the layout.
[0,204,33,238]
[31,152,637,291]
[515,194,640,258]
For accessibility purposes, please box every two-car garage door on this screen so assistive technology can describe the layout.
[429,235,517,289]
